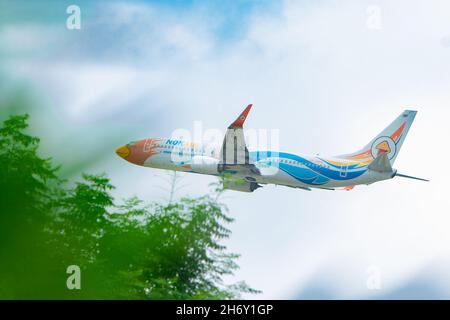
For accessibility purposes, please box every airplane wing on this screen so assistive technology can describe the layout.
[218,104,261,176]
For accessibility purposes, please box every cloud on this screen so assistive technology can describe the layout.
[295,263,450,300]
[0,24,60,53]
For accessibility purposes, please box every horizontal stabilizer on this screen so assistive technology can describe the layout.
[395,173,429,182]
[368,153,393,173]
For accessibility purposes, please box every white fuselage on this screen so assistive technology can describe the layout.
[139,139,393,189]
[115,109,421,191]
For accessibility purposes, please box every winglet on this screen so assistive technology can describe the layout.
[229,104,253,129]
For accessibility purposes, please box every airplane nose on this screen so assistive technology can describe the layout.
[115,145,130,159]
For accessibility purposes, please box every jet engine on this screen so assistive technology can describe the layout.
[224,180,262,193]
[191,156,220,175]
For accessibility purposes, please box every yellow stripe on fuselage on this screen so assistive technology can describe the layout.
[323,157,373,168]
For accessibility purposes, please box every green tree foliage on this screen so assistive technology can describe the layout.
[0,115,60,297]
[0,114,258,299]
[97,195,258,299]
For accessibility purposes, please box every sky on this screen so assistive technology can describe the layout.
[1,0,450,299]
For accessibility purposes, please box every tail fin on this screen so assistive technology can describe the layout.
[338,110,417,165]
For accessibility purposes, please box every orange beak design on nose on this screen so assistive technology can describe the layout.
[115,145,130,158]
[116,139,163,166]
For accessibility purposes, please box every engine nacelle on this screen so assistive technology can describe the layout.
[191,156,220,175]
[225,181,262,193]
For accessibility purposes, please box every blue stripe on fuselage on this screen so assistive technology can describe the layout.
[251,151,367,182]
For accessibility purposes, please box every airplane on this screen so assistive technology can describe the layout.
[116,105,428,192]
